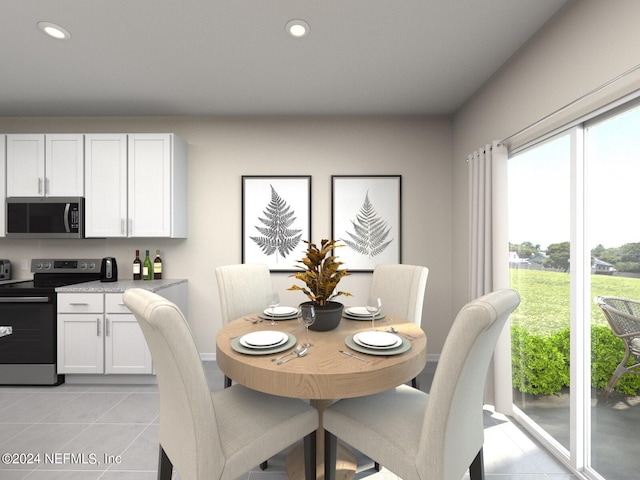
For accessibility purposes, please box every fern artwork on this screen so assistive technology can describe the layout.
[332,175,401,271]
[342,191,393,258]
[242,176,311,271]
[250,185,302,261]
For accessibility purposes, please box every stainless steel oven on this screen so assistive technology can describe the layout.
[0,291,58,384]
[0,259,102,385]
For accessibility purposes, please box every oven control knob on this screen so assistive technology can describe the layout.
[43,262,52,270]
[88,262,96,270]
[34,262,43,270]
[79,262,87,270]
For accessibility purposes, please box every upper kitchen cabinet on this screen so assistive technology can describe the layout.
[6,134,84,197]
[85,134,128,237]
[0,135,5,238]
[127,134,188,238]
[85,133,188,238]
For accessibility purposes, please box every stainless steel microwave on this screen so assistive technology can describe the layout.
[6,197,84,238]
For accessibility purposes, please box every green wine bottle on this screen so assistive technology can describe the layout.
[143,250,153,280]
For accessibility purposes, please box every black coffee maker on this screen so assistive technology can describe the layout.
[100,257,118,282]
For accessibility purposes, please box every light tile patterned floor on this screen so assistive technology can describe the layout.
[0,362,578,479]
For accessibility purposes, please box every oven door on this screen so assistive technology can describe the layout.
[0,295,55,364]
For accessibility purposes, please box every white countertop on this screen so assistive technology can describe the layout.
[56,278,187,293]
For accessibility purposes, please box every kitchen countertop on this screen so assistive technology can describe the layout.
[56,278,187,293]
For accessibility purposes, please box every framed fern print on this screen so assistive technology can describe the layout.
[242,176,311,272]
[332,175,401,272]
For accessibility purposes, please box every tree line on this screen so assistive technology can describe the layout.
[510,241,640,273]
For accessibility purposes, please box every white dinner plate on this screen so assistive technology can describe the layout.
[345,306,372,317]
[232,333,297,356]
[343,312,385,321]
[263,306,299,317]
[240,331,288,349]
[344,334,410,356]
[354,331,401,349]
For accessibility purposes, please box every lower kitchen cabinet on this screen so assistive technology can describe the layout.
[57,292,152,375]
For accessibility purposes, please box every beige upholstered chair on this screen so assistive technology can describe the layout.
[323,289,520,480]
[370,263,428,388]
[370,264,429,325]
[215,263,273,388]
[215,263,274,326]
[123,288,318,480]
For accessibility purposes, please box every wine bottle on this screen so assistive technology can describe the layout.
[133,250,142,280]
[153,249,163,280]
[143,250,152,281]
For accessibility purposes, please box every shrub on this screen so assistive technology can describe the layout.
[511,326,569,395]
[512,325,640,396]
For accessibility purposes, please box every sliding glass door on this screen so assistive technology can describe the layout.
[509,133,572,453]
[507,101,640,480]
[586,105,640,480]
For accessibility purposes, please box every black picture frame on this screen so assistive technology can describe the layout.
[331,175,402,272]
[242,175,311,272]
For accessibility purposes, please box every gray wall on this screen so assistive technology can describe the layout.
[0,116,453,355]
[451,0,640,319]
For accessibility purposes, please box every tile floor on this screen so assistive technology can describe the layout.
[0,362,579,480]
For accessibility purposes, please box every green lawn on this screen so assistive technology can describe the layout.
[510,269,640,336]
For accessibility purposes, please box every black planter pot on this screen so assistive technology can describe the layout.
[303,301,344,331]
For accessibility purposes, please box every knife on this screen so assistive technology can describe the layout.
[339,350,369,362]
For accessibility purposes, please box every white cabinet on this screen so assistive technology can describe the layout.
[6,134,44,197]
[57,294,104,374]
[104,293,152,374]
[127,134,188,238]
[85,133,188,238]
[57,292,152,374]
[6,134,84,197]
[84,134,128,237]
[0,135,5,238]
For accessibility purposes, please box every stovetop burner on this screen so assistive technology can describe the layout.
[0,258,103,294]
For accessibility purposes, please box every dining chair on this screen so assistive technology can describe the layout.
[323,289,520,480]
[123,288,318,480]
[215,263,273,388]
[370,263,428,387]
[370,263,429,325]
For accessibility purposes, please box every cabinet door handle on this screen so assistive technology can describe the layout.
[106,318,110,337]
[45,177,50,195]
[121,219,125,235]
[97,318,101,336]
[69,302,89,306]
[38,178,43,194]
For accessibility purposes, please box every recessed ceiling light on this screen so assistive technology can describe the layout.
[285,19,310,38]
[38,21,71,40]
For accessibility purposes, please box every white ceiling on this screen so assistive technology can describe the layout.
[2,0,566,117]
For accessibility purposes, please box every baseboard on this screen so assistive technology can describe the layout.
[201,353,216,362]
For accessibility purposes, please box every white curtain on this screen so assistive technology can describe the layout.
[468,140,512,413]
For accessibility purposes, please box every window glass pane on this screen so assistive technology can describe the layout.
[587,105,640,479]
[509,134,571,451]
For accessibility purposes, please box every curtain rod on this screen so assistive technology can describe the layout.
[499,63,640,145]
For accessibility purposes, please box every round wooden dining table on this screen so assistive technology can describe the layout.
[216,313,427,480]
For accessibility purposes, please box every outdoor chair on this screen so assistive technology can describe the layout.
[595,296,640,398]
